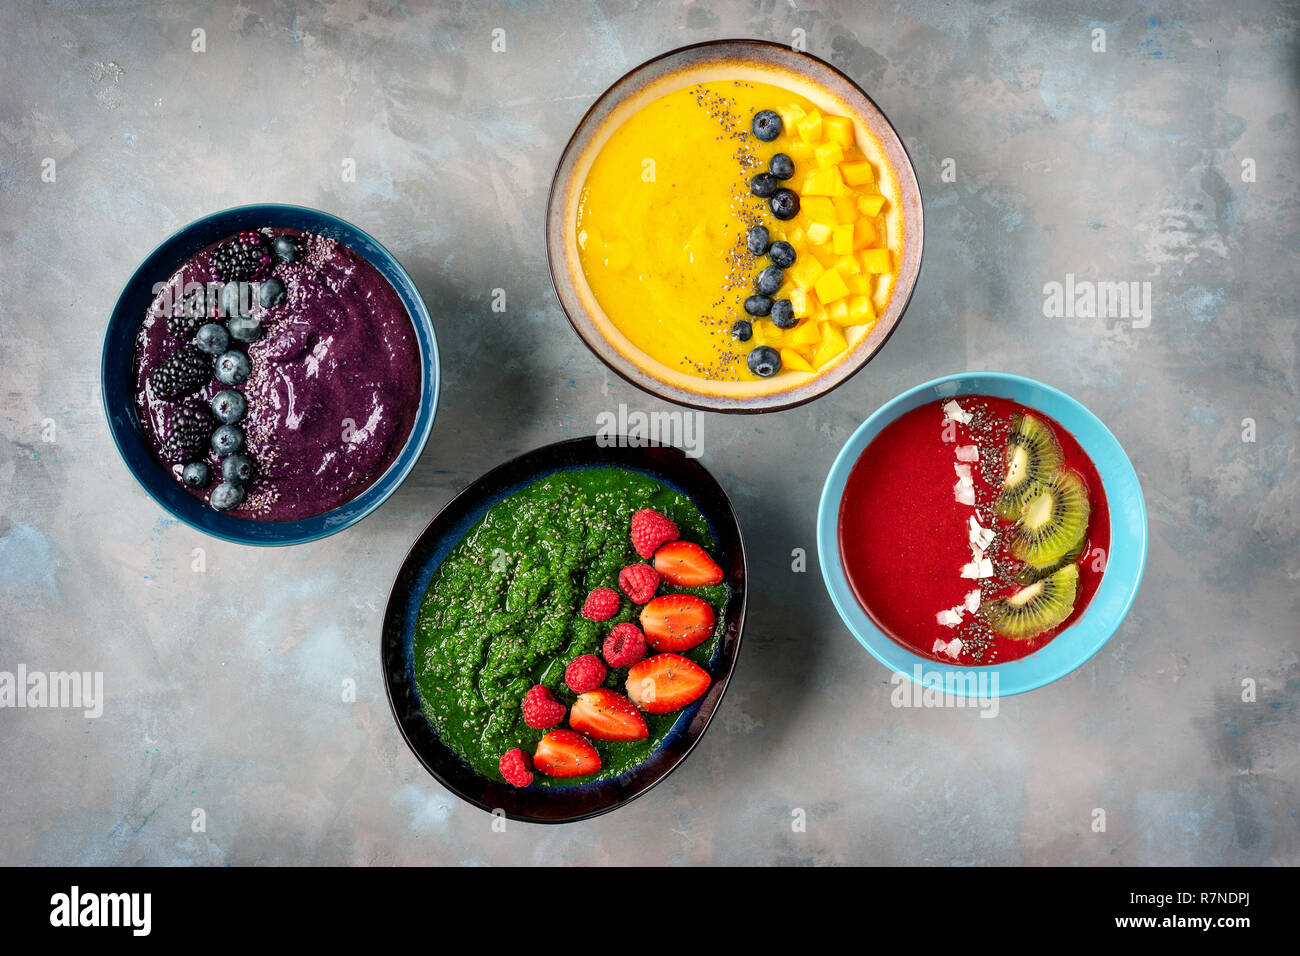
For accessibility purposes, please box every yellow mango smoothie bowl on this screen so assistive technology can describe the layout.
[547,40,924,412]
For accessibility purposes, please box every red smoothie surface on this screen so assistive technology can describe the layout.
[838,395,1110,665]
[132,227,421,521]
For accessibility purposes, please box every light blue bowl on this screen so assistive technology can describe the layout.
[817,371,1146,696]
[101,204,440,546]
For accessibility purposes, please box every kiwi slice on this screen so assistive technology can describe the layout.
[996,413,1065,519]
[1008,469,1091,565]
[981,563,1079,640]
[1010,539,1085,585]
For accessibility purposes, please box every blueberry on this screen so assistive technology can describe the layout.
[182,461,212,488]
[210,389,246,424]
[769,153,795,180]
[220,280,251,318]
[211,423,244,456]
[755,265,783,296]
[746,225,770,256]
[769,240,797,268]
[743,294,773,317]
[194,322,229,356]
[730,319,753,342]
[769,188,800,220]
[227,315,262,343]
[770,299,797,329]
[752,110,782,142]
[272,236,298,262]
[209,481,245,512]
[221,453,255,484]
[750,172,778,198]
[215,350,251,385]
[747,345,782,377]
[258,278,286,308]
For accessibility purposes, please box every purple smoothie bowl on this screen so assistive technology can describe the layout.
[102,205,440,545]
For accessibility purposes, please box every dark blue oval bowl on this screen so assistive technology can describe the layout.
[101,204,440,546]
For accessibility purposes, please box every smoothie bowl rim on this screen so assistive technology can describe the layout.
[544,37,925,414]
[101,202,440,547]
[816,370,1148,697]
[381,435,748,824]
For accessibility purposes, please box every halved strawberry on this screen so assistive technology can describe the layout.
[569,689,649,741]
[626,653,711,715]
[640,593,715,651]
[533,729,601,778]
[653,541,723,587]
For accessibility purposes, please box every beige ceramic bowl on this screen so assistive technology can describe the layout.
[546,39,924,413]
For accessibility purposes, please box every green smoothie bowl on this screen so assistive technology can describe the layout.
[382,437,747,823]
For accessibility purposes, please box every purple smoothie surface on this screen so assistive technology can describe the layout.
[133,227,422,521]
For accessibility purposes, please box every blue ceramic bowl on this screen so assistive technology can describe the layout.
[817,372,1146,696]
[101,204,439,546]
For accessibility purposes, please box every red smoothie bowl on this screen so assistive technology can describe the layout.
[101,205,440,545]
[817,372,1147,696]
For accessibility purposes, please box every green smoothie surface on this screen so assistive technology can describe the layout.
[413,467,726,786]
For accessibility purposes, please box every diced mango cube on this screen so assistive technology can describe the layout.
[831,196,858,223]
[813,140,844,167]
[789,286,811,319]
[851,220,875,250]
[823,299,850,325]
[847,294,876,324]
[834,253,861,275]
[856,192,886,216]
[802,166,846,197]
[840,160,876,186]
[823,115,854,149]
[799,196,837,225]
[813,267,850,304]
[831,224,854,255]
[780,347,814,373]
[785,225,806,247]
[777,104,806,132]
[806,221,833,246]
[813,323,849,367]
[846,273,873,295]
[789,320,821,347]
[795,109,823,143]
[860,249,892,274]
[789,257,825,290]
[789,140,813,160]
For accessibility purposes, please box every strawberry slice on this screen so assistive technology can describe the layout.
[569,689,649,741]
[533,729,601,778]
[626,653,711,715]
[640,593,715,651]
[653,540,724,587]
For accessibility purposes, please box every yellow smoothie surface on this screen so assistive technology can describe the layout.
[575,78,901,389]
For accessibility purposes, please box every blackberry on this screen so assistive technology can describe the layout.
[151,346,212,399]
[159,403,214,462]
[165,289,208,339]
[211,233,270,283]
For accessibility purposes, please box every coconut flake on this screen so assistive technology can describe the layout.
[936,608,963,627]
[967,516,995,551]
[961,556,994,579]
[955,444,979,462]
[953,482,976,506]
[943,638,964,659]
[931,639,949,654]
[942,400,972,425]
[964,589,982,613]
[953,463,973,485]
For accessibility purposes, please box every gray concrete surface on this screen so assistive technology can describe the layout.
[0,0,1296,865]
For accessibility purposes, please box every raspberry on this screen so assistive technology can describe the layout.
[603,623,647,668]
[630,508,678,559]
[564,654,607,694]
[581,587,620,622]
[521,685,566,729]
[618,563,659,604]
[499,748,534,787]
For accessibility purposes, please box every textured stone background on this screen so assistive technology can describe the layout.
[0,0,1296,865]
